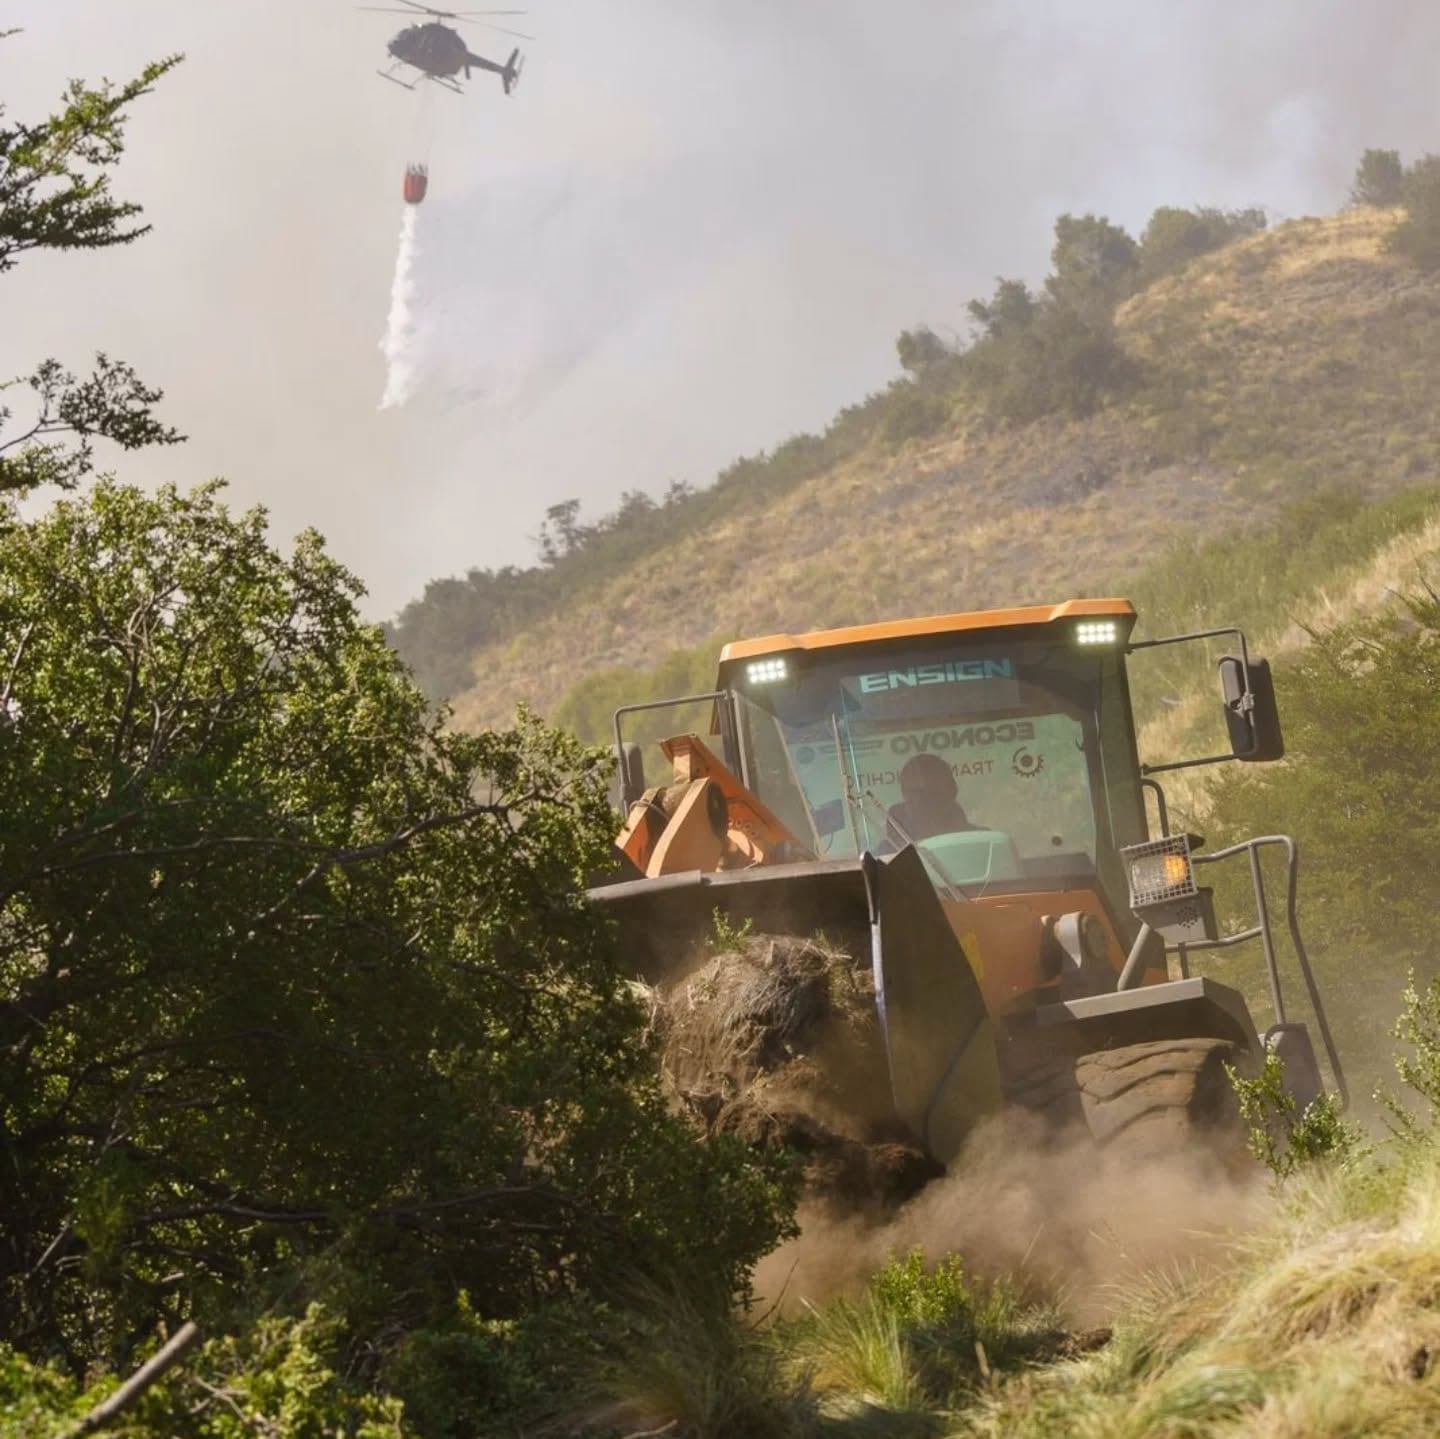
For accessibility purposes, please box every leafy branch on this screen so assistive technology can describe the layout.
[0,54,182,272]
[0,354,184,494]
[0,50,185,495]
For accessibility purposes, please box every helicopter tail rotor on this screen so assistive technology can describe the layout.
[501,47,523,94]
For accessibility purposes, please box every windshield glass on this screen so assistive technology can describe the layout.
[734,637,1145,897]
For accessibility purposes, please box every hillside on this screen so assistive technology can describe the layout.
[427,206,1440,734]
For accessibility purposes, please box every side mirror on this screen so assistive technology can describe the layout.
[617,741,647,809]
[1219,655,1284,762]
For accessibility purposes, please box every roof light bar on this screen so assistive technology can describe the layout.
[745,657,788,685]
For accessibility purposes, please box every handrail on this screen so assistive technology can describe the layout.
[1185,835,1348,1109]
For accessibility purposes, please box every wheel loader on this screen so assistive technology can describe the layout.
[586,598,1346,1168]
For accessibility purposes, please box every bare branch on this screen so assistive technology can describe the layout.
[63,1321,200,1438]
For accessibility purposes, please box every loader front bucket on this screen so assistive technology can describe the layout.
[587,848,1001,1165]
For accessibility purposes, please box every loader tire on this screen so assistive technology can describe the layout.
[1074,1037,1251,1169]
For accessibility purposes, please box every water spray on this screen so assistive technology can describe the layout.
[378,205,422,410]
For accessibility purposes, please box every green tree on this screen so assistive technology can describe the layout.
[0,481,795,1374]
[0,51,183,493]
[1390,154,1440,270]
[1045,212,1140,320]
[966,277,1038,342]
[895,325,952,378]
[1349,147,1406,207]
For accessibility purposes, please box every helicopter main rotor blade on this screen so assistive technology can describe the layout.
[355,0,527,13]
[463,21,533,39]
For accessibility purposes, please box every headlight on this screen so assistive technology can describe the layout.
[1076,620,1120,646]
[1123,835,1197,908]
[745,657,788,685]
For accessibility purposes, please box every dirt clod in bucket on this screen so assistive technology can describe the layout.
[644,933,940,1215]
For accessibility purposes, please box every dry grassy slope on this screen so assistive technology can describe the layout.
[450,208,1440,733]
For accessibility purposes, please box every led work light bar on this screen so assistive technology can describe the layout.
[745,657,788,685]
[1075,620,1120,646]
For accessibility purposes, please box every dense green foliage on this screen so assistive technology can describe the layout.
[1229,1053,1359,1180]
[0,480,797,1432]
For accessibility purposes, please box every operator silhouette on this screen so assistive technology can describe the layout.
[885,752,980,846]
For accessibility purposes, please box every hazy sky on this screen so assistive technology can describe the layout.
[4,2,1438,617]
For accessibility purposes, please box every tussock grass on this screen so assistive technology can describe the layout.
[958,1152,1440,1438]
[581,1279,819,1439]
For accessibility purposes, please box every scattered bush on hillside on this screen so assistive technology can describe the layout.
[0,480,796,1427]
[1390,153,1440,270]
[949,215,1146,426]
[896,325,957,379]
[963,271,1136,425]
[1350,147,1406,207]
[880,381,954,444]
[387,408,894,703]
[1137,205,1267,285]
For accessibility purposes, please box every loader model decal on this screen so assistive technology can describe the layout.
[857,658,1016,693]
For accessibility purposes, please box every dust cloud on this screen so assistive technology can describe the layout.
[755,1111,1267,1327]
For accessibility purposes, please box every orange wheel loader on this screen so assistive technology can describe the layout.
[587,598,1346,1166]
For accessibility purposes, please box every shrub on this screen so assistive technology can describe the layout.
[794,1249,1055,1412]
[880,383,953,445]
[1350,147,1406,207]
[1228,1052,1359,1179]
[1390,154,1440,269]
[1138,205,1267,285]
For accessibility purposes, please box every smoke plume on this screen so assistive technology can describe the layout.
[379,206,424,411]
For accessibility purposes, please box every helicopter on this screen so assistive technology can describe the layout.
[359,1,529,95]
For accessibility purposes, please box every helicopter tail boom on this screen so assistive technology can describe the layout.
[462,45,522,93]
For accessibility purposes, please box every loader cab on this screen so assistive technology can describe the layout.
[718,601,1149,927]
